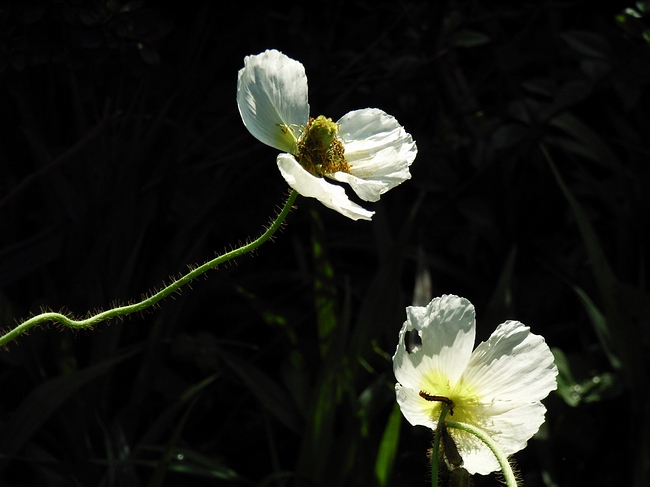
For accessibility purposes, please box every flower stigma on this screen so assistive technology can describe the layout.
[297,115,350,177]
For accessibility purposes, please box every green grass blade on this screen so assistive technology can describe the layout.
[374,402,402,486]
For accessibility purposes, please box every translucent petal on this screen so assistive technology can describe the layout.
[449,426,500,475]
[487,402,548,457]
[461,320,558,405]
[456,402,548,475]
[336,108,417,200]
[277,153,374,221]
[237,50,309,153]
[395,383,437,429]
[393,295,476,395]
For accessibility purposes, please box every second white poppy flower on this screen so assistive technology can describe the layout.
[393,295,558,475]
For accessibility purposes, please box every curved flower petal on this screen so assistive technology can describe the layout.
[486,402,548,458]
[237,50,309,153]
[336,108,417,201]
[449,425,500,475]
[456,402,548,475]
[277,153,374,221]
[393,295,476,396]
[461,320,558,405]
[395,383,437,429]
[328,171,385,202]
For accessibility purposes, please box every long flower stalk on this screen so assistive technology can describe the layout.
[430,403,451,487]
[1,190,298,348]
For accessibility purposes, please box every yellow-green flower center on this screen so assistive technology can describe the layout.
[296,115,350,177]
[420,371,481,426]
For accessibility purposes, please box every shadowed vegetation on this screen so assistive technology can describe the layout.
[1,1,648,486]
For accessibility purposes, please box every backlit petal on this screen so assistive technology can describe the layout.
[449,426,500,475]
[461,320,558,405]
[393,295,476,395]
[337,108,416,200]
[456,402,548,475]
[395,383,437,429]
[237,50,309,153]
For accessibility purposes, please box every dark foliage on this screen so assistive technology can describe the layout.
[1,1,649,486]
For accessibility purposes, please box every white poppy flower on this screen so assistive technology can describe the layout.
[237,49,417,221]
[393,295,557,475]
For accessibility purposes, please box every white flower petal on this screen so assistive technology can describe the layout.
[336,108,417,200]
[329,171,386,202]
[393,295,476,395]
[332,146,412,201]
[488,402,548,457]
[237,50,309,153]
[277,153,374,221]
[449,426,500,475]
[457,402,548,475]
[395,383,437,429]
[461,320,558,405]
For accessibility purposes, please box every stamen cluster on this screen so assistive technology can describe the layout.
[297,116,350,176]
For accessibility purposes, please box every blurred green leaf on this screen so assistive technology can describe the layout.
[374,403,402,486]
[310,209,339,358]
[552,348,618,406]
[637,2,650,14]
[543,144,617,315]
[295,365,341,482]
[571,284,622,370]
[543,144,645,408]
[552,348,580,407]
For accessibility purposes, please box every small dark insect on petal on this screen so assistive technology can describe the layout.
[404,329,422,354]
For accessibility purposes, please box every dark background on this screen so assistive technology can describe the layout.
[1,1,648,486]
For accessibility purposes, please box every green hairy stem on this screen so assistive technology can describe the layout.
[431,404,451,487]
[0,190,298,348]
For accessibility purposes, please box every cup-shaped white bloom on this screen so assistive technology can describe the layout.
[237,49,417,221]
[393,295,557,475]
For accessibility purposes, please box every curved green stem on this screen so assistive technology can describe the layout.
[446,420,517,487]
[1,190,299,348]
[431,404,450,487]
